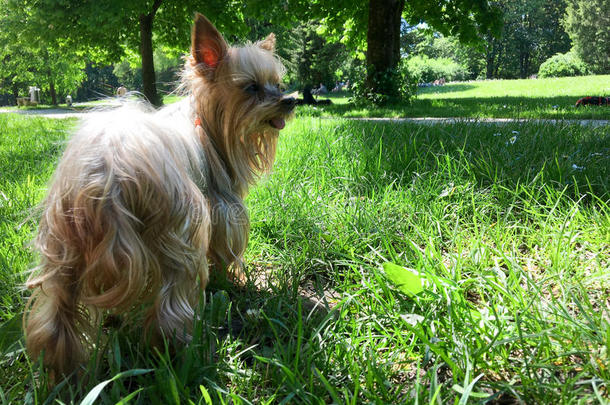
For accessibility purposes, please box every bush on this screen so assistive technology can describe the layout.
[349,65,417,106]
[405,55,469,83]
[538,52,590,78]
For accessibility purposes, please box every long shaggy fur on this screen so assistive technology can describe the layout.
[24,13,294,378]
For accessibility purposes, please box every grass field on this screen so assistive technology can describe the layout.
[303,75,610,120]
[0,108,609,403]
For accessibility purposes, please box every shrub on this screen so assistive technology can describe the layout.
[404,55,469,83]
[538,52,590,78]
[349,65,417,106]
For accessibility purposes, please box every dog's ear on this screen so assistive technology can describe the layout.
[259,33,276,52]
[191,13,228,76]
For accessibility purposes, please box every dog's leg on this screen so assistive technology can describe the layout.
[146,239,210,343]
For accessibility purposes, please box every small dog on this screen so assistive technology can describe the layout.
[575,96,609,107]
[24,13,295,378]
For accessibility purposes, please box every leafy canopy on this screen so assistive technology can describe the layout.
[244,0,502,52]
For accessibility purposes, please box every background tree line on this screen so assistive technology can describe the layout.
[0,0,607,106]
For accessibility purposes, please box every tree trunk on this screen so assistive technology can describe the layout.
[11,84,18,105]
[365,0,405,94]
[139,13,161,107]
[485,36,497,79]
[49,81,57,105]
[42,48,58,105]
[485,49,495,79]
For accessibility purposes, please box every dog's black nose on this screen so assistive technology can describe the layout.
[281,97,296,112]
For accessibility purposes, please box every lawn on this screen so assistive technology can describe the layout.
[304,75,610,120]
[0,110,609,403]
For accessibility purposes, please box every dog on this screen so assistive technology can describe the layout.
[575,96,609,107]
[23,13,295,379]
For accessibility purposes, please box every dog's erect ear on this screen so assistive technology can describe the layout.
[191,13,228,74]
[259,33,276,52]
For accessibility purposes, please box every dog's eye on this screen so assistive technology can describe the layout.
[245,83,259,94]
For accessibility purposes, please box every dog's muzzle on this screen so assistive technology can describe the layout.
[280,97,296,113]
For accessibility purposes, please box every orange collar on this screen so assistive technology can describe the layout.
[194,116,202,127]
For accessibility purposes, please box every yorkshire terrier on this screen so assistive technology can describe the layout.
[24,13,295,378]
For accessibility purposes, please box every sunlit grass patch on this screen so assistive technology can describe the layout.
[303,75,610,120]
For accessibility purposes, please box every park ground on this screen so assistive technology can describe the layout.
[0,76,608,403]
[2,74,610,121]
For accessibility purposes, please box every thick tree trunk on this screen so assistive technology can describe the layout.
[139,13,161,107]
[365,0,405,94]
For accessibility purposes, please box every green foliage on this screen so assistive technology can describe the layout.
[112,47,182,95]
[113,61,142,93]
[0,1,86,104]
[279,22,356,89]
[406,55,470,83]
[564,0,610,73]
[485,0,571,78]
[350,65,417,106]
[402,29,486,80]
[538,52,590,78]
[11,0,247,105]
[247,0,501,100]
[305,0,502,54]
[74,64,121,100]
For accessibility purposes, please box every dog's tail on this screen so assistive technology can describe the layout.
[24,271,89,379]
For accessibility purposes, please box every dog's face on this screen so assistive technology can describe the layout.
[189,14,295,183]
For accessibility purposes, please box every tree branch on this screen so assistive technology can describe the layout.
[149,0,163,18]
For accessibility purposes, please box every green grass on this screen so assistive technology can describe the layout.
[303,75,610,120]
[0,112,609,403]
[0,103,73,111]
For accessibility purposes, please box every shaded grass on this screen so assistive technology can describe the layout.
[0,113,608,403]
[302,75,610,119]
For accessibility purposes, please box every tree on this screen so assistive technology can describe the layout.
[0,33,36,103]
[482,0,571,79]
[16,0,245,106]
[281,23,354,90]
[248,0,501,99]
[0,0,86,105]
[564,0,610,73]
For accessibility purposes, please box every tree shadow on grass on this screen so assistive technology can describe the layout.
[247,118,609,284]
[344,119,610,200]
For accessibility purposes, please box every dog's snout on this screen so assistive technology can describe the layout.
[281,97,296,111]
